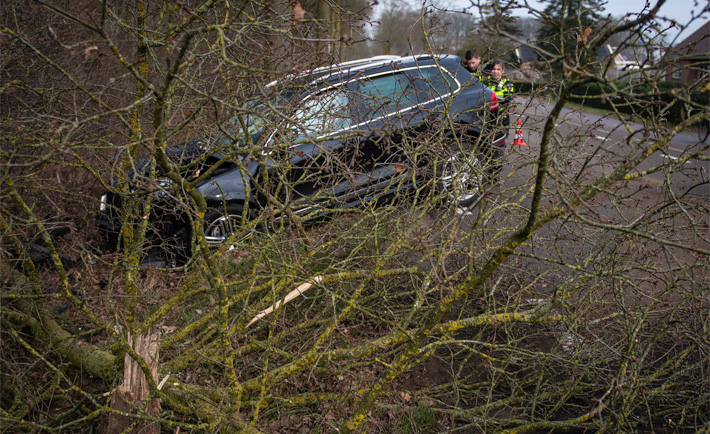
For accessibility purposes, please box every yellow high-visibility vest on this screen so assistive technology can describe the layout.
[486,77,514,102]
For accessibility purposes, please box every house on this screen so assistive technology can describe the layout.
[594,44,650,80]
[596,45,640,69]
[665,21,710,83]
[510,44,543,81]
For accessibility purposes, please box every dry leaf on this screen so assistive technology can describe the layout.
[293,1,306,21]
[400,392,412,402]
[160,325,177,334]
[84,45,98,59]
[577,27,592,43]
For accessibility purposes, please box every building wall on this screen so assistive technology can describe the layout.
[666,60,710,82]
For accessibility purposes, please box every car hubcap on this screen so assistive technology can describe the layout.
[205,214,243,244]
[440,153,482,203]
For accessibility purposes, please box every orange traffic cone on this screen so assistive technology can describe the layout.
[513,118,527,146]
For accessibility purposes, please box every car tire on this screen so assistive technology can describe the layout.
[435,138,484,208]
[203,203,252,245]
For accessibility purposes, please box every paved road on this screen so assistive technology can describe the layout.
[447,96,708,291]
[511,96,709,198]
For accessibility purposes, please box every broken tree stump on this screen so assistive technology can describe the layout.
[106,329,161,434]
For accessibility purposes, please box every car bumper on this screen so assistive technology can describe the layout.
[95,204,191,251]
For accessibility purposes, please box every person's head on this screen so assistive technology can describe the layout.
[463,49,481,72]
[484,60,505,82]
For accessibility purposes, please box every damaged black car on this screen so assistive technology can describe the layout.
[96,54,507,258]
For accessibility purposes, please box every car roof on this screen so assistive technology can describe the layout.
[265,54,460,89]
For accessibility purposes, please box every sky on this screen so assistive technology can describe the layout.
[505,0,709,44]
[370,0,708,46]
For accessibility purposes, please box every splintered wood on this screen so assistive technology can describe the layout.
[107,329,161,434]
[246,275,324,328]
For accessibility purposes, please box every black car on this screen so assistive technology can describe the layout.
[96,54,506,253]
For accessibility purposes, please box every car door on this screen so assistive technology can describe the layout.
[347,66,459,196]
[265,86,358,214]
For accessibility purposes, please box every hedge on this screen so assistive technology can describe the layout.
[512,80,705,125]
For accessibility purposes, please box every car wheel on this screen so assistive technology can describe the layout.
[203,203,251,245]
[436,146,484,208]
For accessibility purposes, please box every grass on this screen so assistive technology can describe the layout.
[400,403,438,434]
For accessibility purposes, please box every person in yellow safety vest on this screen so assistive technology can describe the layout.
[483,60,513,128]
[482,60,514,179]
[483,60,514,105]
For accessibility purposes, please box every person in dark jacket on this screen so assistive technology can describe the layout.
[462,49,482,76]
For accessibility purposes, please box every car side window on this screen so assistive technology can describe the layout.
[356,72,423,118]
[292,89,351,137]
[416,67,458,98]
[355,68,458,119]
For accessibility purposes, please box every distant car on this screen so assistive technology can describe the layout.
[96,54,506,254]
